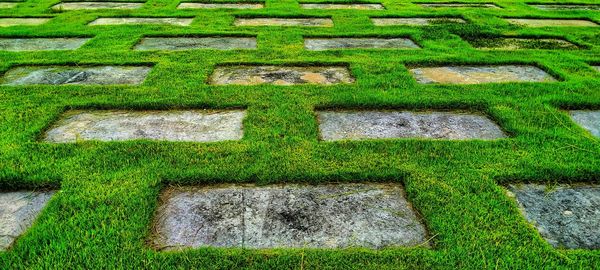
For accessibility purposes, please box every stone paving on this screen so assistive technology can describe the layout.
[529,4,600,11]
[88,17,194,26]
[505,18,599,27]
[0,2,17,8]
[2,66,151,85]
[468,38,578,50]
[0,18,51,27]
[177,2,264,9]
[0,191,55,250]
[210,65,354,85]
[0,38,90,51]
[371,17,466,26]
[410,65,557,84]
[569,111,600,138]
[234,17,334,27]
[418,3,500,8]
[52,2,143,10]
[300,3,384,10]
[134,37,257,50]
[305,37,419,50]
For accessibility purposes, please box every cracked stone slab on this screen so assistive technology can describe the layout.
[0,18,51,27]
[234,17,333,27]
[468,38,578,50]
[152,183,428,250]
[0,191,55,251]
[2,66,151,86]
[88,17,193,26]
[305,38,419,50]
[317,111,506,141]
[43,110,246,143]
[0,2,18,8]
[418,2,500,8]
[52,2,143,10]
[371,17,466,26]
[134,37,257,51]
[409,65,557,84]
[505,18,598,27]
[569,110,600,138]
[300,3,384,10]
[209,65,354,85]
[177,2,264,9]
[507,184,600,249]
[530,4,600,11]
[0,38,90,51]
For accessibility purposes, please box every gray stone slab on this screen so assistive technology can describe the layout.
[317,111,506,141]
[2,66,151,86]
[371,17,466,26]
[505,18,598,27]
[418,3,500,8]
[88,17,193,26]
[234,17,333,27]
[44,110,245,143]
[570,110,600,138]
[134,37,256,51]
[209,65,354,85]
[595,66,600,72]
[530,4,600,11]
[0,18,51,27]
[305,38,419,50]
[177,2,264,9]
[0,191,55,250]
[300,3,384,10]
[0,38,90,51]
[468,37,578,50]
[52,2,143,10]
[0,2,18,8]
[409,65,557,84]
[152,183,428,250]
[507,184,600,249]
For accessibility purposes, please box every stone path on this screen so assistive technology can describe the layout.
[0,18,50,27]
[0,2,17,8]
[0,38,90,51]
[177,3,263,9]
[305,37,419,50]
[569,110,600,138]
[468,37,578,50]
[2,66,151,85]
[134,37,257,51]
[529,4,600,10]
[409,65,556,84]
[210,65,354,85]
[0,191,55,250]
[505,18,598,27]
[371,17,466,26]
[52,2,143,10]
[88,17,193,26]
[300,3,384,10]
[418,3,500,8]
[234,18,333,27]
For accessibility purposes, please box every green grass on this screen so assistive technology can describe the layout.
[1,0,599,268]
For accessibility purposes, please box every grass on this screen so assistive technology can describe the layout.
[0,0,599,268]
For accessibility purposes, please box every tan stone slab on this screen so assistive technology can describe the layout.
[0,2,18,8]
[305,38,419,50]
[234,17,333,27]
[52,2,143,10]
[0,191,55,250]
[0,38,90,51]
[0,18,51,27]
[177,2,264,9]
[209,65,354,85]
[469,38,578,50]
[371,17,466,26]
[410,65,557,84]
[88,17,193,26]
[530,4,600,11]
[418,2,500,8]
[134,37,257,51]
[300,3,384,10]
[506,18,598,27]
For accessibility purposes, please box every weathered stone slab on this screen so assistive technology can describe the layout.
[507,184,600,249]
[209,65,354,85]
[0,191,55,250]
[505,18,598,27]
[52,2,143,10]
[0,2,18,8]
[0,38,90,51]
[0,18,51,27]
[594,66,600,72]
[570,110,600,138]
[468,37,578,50]
[300,3,384,10]
[418,2,500,8]
[234,17,333,27]
[152,183,428,249]
[305,37,419,50]
[177,2,264,9]
[530,4,600,11]
[44,110,246,143]
[371,17,466,26]
[2,66,151,86]
[134,37,256,51]
[409,65,556,84]
[88,17,193,26]
[317,111,506,141]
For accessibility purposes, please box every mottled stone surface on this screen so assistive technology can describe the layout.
[52,2,143,10]
[0,191,55,250]
[152,184,428,250]
[506,18,598,27]
[234,18,333,27]
[0,2,18,8]
[507,184,600,249]
[530,4,600,11]
[177,2,264,9]
[210,65,354,85]
[305,38,419,50]
[317,111,506,141]
[44,110,246,143]
[410,65,557,84]
[0,18,51,27]
[88,17,193,26]
[468,38,578,50]
[418,3,500,8]
[371,17,466,26]
[134,37,256,51]
[300,3,384,10]
[570,110,600,138]
[595,66,600,72]
[2,66,151,85]
[0,38,90,51]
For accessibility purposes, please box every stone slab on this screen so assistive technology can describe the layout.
[418,3,500,8]
[0,18,51,27]
[234,18,333,27]
[317,111,506,141]
[530,4,600,11]
[300,3,384,10]
[0,2,18,8]
[2,66,151,86]
[506,18,598,27]
[52,2,143,10]
[88,17,193,26]
[134,37,257,51]
[209,65,354,85]
[569,110,600,138]
[43,110,246,143]
[0,38,90,51]
[409,65,557,84]
[177,3,264,9]
[305,38,419,50]
[468,37,578,50]
[371,17,466,26]
[0,191,55,250]
[507,184,600,249]
[152,183,428,249]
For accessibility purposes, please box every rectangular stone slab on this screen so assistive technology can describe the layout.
[152,184,428,249]
[0,38,90,51]
[530,4,600,11]
[317,111,506,141]
[43,110,246,143]
[177,3,264,9]
[234,18,333,27]
[52,2,143,10]
[305,38,419,50]
[209,65,354,85]
[0,191,55,250]
[468,38,578,50]
[507,184,600,249]
[300,3,384,10]
[418,3,500,8]
[409,65,557,84]
[371,17,466,26]
[2,66,151,86]
[134,37,257,51]
[0,18,51,27]
[88,17,194,26]
[569,110,600,138]
[505,18,598,27]
[0,2,18,8]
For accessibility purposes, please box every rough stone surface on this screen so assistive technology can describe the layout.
[44,110,246,143]
[469,38,578,50]
[0,2,18,8]
[317,111,506,141]
[210,65,354,85]
[410,65,557,84]
[418,3,500,8]
[177,3,264,9]
[595,66,600,72]
[530,4,600,11]
[52,2,143,10]
[0,191,55,250]
[234,18,333,27]
[88,17,193,26]
[305,38,419,50]
[0,38,90,51]
[152,183,428,250]
[300,3,384,10]
[570,110,600,138]
[2,66,151,85]
[0,18,51,27]
[134,37,257,51]
[506,18,598,27]
[371,17,466,26]
[507,184,600,249]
